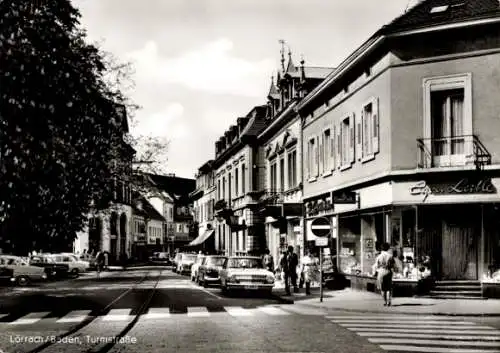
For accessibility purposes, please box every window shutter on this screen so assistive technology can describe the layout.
[330,129,335,171]
[349,115,355,163]
[315,137,320,176]
[357,110,363,161]
[335,123,341,169]
[373,97,380,153]
[319,135,324,174]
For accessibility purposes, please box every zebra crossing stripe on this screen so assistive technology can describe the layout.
[102,309,132,321]
[332,319,475,325]
[370,338,500,347]
[339,323,491,329]
[224,306,254,317]
[143,308,171,319]
[284,306,333,315]
[351,328,499,334]
[187,307,210,317]
[358,332,500,340]
[256,306,291,316]
[379,346,500,353]
[9,312,50,325]
[56,310,92,323]
[326,315,470,320]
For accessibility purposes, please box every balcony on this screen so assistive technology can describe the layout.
[258,189,284,205]
[417,135,491,170]
[214,199,234,221]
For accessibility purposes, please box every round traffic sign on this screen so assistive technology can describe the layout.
[310,217,331,237]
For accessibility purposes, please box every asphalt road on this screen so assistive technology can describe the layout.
[1,268,500,353]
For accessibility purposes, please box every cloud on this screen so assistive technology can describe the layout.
[133,102,187,138]
[126,38,274,97]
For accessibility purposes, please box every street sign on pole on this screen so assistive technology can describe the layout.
[315,237,328,247]
[310,217,331,237]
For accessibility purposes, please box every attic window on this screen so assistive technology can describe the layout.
[430,5,449,13]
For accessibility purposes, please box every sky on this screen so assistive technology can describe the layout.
[73,0,417,179]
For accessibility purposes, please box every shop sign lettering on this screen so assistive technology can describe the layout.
[409,178,496,201]
[305,194,334,217]
[333,191,357,204]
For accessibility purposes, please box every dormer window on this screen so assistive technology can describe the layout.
[430,5,449,13]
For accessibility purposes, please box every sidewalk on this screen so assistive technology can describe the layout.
[293,288,500,316]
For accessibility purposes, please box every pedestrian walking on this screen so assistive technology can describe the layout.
[263,249,274,272]
[300,249,318,295]
[95,250,105,278]
[281,246,299,295]
[372,242,395,306]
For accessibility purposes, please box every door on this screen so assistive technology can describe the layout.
[441,222,478,280]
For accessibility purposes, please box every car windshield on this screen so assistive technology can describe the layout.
[206,257,226,266]
[6,257,28,266]
[227,258,262,269]
[182,254,197,262]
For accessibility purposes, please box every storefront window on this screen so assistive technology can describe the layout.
[339,217,361,275]
[484,205,500,283]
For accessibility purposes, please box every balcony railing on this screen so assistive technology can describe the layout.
[417,135,491,170]
[258,189,284,205]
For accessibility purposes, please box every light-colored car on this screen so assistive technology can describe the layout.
[197,255,227,287]
[61,253,90,271]
[176,253,197,275]
[190,255,205,281]
[78,253,97,269]
[0,255,47,286]
[219,256,275,295]
[49,254,88,276]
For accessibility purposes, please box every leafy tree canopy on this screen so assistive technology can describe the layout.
[0,0,136,254]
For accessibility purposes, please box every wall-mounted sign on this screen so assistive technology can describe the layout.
[305,193,334,217]
[333,191,357,204]
[409,178,496,201]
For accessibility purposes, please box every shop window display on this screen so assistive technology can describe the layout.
[339,218,361,275]
[484,205,500,283]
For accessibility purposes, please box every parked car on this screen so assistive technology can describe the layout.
[61,253,91,271]
[47,254,88,276]
[196,255,227,287]
[29,255,69,279]
[78,253,97,270]
[0,266,14,285]
[0,255,47,286]
[219,256,275,295]
[149,252,172,266]
[190,255,205,281]
[176,253,197,275]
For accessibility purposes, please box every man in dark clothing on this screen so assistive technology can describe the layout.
[281,246,299,295]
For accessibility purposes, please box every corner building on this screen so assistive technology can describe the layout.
[299,0,500,298]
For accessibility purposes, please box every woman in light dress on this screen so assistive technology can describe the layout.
[372,243,395,306]
[300,250,319,295]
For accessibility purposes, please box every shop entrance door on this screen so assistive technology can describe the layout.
[441,222,478,280]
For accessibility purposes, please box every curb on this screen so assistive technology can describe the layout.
[297,303,500,317]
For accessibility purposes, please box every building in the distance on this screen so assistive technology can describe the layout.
[187,160,216,253]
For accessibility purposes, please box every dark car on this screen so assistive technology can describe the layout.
[0,266,14,285]
[29,255,69,279]
[149,252,172,266]
[196,255,227,287]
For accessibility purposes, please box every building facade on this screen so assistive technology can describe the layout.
[213,106,269,256]
[188,161,217,253]
[257,53,332,263]
[299,0,500,296]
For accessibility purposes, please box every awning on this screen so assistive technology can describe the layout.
[188,229,214,246]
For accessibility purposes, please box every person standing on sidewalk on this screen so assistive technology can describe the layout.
[300,249,318,295]
[373,242,395,306]
[263,249,274,272]
[281,246,299,295]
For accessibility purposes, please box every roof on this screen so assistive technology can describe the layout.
[198,160,213,173]
[298,0,500,112]
[285,66,335,79]
[381,0,500,34]
[132,192,165,221]
[240,105,268,136]
[143,173,195,196]
[268,81,280,99]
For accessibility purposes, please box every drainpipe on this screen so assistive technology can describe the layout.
[300,113,306,259]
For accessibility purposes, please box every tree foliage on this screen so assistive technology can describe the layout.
[0,0,131,254]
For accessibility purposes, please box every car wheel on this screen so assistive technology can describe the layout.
[16,276,30,286]
[203,278,208,288]
[71,268,79,277]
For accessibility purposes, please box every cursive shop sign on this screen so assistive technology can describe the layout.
[305,194,334,217]
[409,178,496,201]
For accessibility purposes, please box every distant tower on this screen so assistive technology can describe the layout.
[279,39,286,73]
